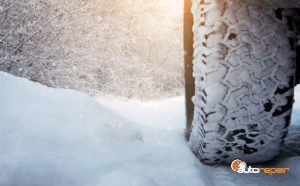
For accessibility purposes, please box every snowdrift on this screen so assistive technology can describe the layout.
[0,72,203,186]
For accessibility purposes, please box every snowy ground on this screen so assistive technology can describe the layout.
[0,71,300,186]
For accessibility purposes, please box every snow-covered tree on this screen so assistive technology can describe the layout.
[0,0,183,99]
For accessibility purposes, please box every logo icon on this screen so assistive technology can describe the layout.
[231,159,247,172]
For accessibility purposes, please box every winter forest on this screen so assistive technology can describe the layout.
[0,0,184,99]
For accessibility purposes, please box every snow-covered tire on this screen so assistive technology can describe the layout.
[188,0,297,164]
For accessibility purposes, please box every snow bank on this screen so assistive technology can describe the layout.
[0,72,203,186]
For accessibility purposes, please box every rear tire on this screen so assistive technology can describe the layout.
[188,0,297,164]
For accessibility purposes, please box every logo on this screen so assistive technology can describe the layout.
[231,159,289,175]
